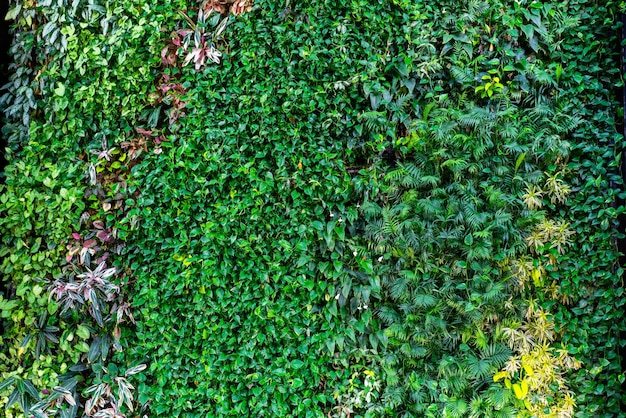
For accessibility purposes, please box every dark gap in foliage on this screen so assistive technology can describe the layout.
[381,141,398,168]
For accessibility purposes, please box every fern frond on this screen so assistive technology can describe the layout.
[387,323,410,341]
[413,293,437,309]
[419,175,440,189]
[481,281,506,302]
[409,387,427,405]
[447,374,471,397]
[382,385,405,409]
[400,342,427,359]
[361,110,388,133]
[444,398,469,417]
[377,306,401,325]
[388,274,411,301]
[417,198,443,217]
[552,10,580,35]
[480,343,511,369]
[361,201,382,217]
[501,140,525,154]
[450,65,475,85]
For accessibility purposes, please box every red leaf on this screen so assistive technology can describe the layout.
[72,233,81,240]
[83,240,97,248]
[160,45,169,62]
[136,127,153,135]
[97,231,110,241]
[92,220,105,229]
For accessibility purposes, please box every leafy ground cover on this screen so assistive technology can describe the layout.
[1,0,625,417]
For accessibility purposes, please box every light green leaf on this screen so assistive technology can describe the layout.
[54,83,65,96]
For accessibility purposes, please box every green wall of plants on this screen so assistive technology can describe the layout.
[1,0,625,417]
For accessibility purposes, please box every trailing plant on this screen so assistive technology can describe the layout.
[0,0,175,416]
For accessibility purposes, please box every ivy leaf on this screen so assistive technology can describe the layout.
[54,83,65,97]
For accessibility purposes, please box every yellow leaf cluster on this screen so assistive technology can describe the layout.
[497,304,580,417]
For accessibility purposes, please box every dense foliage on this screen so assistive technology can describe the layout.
[0,0,624,417]
[354,1,626,416]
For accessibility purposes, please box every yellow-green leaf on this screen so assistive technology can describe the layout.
[76,325,90,340]
[513,381,529,399]
[522,362,534,376]
[521,379,529,396]
[515,152,527,172]
[493,371,508,382]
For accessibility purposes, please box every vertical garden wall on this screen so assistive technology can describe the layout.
[1,0,625,417]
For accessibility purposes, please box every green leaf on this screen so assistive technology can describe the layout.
[0,376,16,392]
[0,298,19,317]
[515,152,526,173]
[291,360,305,369]
[6,388,19,408]
[22,379,41,401]
[54,83,66,97]
[520,24,534,40]
[464,235,474,246]
[5,5,21,20]
[76,325,90,340]
[555,64,563,84]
